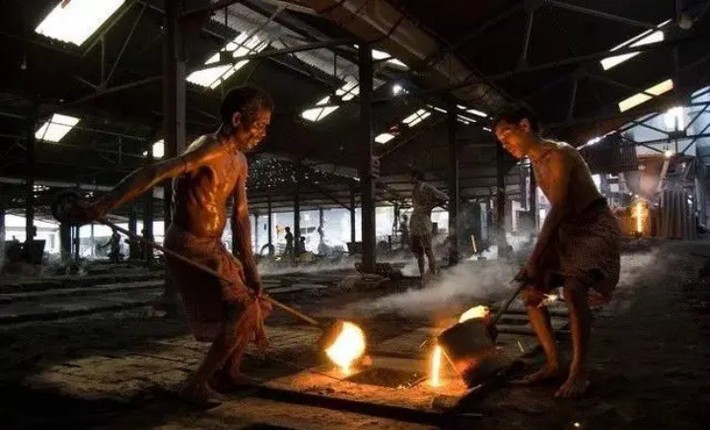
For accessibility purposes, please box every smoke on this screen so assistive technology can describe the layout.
[352,245,679,319]
[352,260,519,318]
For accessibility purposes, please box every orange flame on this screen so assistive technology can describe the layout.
[635,201,644,233]
[325,322,365,375]
[430,344,443,387]
[459,305,490,323]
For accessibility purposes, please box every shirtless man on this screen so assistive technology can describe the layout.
[493,106,620,398]
[409,168,448,284]
[68,86,274,406]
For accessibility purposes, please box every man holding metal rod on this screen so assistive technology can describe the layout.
[65,86,274,407]
[493,106,620,398]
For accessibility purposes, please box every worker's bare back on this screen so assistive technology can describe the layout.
[533,141,602,215]
[172,135,245,238]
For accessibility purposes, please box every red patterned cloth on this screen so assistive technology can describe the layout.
[164,224,269,343]
[524,198,621,306]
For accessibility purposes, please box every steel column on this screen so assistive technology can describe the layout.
[358,43,376,273]
[254,213,259,253]
[163,0,186,234]
[350,183,356,245]
[25,103,37,245]
[495,145,508,258]
[128,204,139,259]
[143,147,154,266]
[294,168,301,246]
[529,163,537,231]
[447,100,460,266]
[267,195,273,249]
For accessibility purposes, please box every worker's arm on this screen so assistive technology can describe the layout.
[78,138,225,223]
[524,150,573,275]
[232,153,261,295]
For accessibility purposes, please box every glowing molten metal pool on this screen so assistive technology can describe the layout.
[325,321,366,375]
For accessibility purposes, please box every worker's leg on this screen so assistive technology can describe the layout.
[512,286,561,384]
[556,278,591,398]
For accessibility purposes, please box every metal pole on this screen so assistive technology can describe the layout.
[350,183,356,245]
[254,213,259,253]
[359,43,376,273]
[143,147,154,266]
[496,145,507,258]
[529,163,537,232]
[163,0,186,238]
[267,195,273,250]
[294,168,301,253]
[25,103,37,246]
[128,204,138,259]
[447,99,460,266]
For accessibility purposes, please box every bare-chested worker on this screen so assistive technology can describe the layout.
[493,106,620,398]
[67,86,274,407]
[409,168,448,285]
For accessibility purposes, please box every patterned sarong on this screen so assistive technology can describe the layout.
[164,224,269,343]
[524,198,621,306]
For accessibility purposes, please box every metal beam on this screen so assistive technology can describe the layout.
[584,71,678,106]
[25,102,37,244]
[208,38,353,67]
[681,121,710,154]
[547,0,657,29]
[447,99,459,265]
[359,43,376,272]
[105,3,147,87]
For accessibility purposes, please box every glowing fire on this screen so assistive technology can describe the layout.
[325,322,366,375]
[458,305,490,323]
[634,201,644,233]
[430,344,443,387]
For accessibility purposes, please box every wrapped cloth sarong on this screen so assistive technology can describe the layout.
[409,182,448,252]
[524,198,621,306]
[164,224,269,344]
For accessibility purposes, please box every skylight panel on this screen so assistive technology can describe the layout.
[402,109,431,127]
[35,114,80,143]
[618,79,673,112]
[35,0,126,46]
[301,80,358,122]
[375,133,395,144]
[187,32,268,88]
[371,48,408,69]
[600,20,670,70]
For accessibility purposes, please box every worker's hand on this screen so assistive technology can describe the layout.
[247,275,263,298]
[515,259,538,284]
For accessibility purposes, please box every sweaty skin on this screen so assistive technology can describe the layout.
[496,118,601,398]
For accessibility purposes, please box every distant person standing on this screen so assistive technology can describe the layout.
[409,168,448,283]
[284,226,294,258]
[399,214,410,251]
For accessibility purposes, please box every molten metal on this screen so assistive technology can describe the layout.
[635,201,644,233]
[458,305,490,323]
[430,344,443,387]
[325,321,365,375]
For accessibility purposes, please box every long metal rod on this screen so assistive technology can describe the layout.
[546,0,656,29]
[97,217,320,326]
[64,76,162,107]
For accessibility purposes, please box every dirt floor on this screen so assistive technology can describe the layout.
[0,241,708,429]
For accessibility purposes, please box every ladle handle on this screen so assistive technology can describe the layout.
[493,282,525,325]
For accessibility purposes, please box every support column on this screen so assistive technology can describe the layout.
[267,196,273,252]
[0,203,5,261]
[25,103,37,248]
[496,145,508,258]
[143,148,154,266]
[59,223,71,262]
[294,177,301,250]
[128,204,139,259]
[72,225,80,260]
[350,183,356,245]
[162,0,186,231]
[358,43,376,273]
[447,100,460,266]
[254,213,259,254]
[90,223,95,257]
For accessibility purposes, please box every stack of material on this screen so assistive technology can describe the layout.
[656,188,698,240]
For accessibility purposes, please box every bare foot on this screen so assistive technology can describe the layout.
[555,373,590,398]
[179,382,224,408]
[511,363,562,385]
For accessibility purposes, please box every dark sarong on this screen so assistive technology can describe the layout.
[164,224,268,343]
[524,198,621,306]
